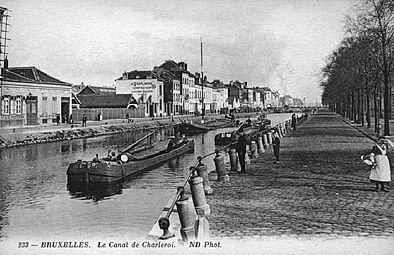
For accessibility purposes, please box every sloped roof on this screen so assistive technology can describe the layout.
[77,94,134,108]
[71,92,82,105]
[158,60,194,76]
[115,70,166,82]
[78,85,116,95]
[152,67,179,82]
[1,67,71,86]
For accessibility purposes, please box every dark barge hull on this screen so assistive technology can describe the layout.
[174,120,234,135]
[174,123,212,135]
[67,140,195,184]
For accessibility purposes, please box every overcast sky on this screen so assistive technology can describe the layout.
[2,0,356,105]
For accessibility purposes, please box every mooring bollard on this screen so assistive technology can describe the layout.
[267,131,273,145]
[276,126,283,138]
[175,187,197,242]
[195,215,210,239]
[262,133,269,150]
[285,122,289,134]
[189,167,211,216]
[279,124,285,137]
[158,216,175,240]
[196,156,213,195]
[250,140,259,158]
[214,149,229,181]
[245,145,251,165]
[257,135,265,154]
[228,148,239,172]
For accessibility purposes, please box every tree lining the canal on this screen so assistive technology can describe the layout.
[321,0,394,136]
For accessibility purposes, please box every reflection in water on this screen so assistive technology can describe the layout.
[67,182,123,202]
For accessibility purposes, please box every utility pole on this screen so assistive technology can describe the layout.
[0,7,10,128]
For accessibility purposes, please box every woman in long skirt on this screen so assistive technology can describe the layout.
[370,136,393,192]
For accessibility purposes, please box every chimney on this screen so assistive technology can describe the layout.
[122,71,128,80]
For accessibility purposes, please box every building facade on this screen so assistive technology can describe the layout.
[1,65,72,127]
[115,70,165,117]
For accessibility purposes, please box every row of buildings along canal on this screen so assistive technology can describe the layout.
[0,57,305,128]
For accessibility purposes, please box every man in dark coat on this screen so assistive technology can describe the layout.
[272,132,280,163]
[236,128,248,173]
[82,114,87,127]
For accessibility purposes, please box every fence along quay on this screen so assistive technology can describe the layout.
[147,115,307,244]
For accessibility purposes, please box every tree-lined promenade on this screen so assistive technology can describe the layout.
[204,109,393,254]
[322,0,394,136]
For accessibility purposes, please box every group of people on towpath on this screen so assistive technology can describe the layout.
[235,122,282,174]
[234,114,392,192]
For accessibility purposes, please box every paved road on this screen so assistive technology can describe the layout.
[206,110,393,249]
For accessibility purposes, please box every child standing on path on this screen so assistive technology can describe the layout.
[369,136,393,192]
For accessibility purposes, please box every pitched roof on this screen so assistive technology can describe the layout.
[1,67,71,86]
[78,85,116,95]
[115,70,166,82]
[157,60,194,76]
[77,94,134,108]
[152,67,179,82]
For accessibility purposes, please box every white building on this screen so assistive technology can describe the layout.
[115,70,165,117]
[1,65,72,127]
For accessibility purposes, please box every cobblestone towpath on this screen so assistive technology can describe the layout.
[205,110,393,254]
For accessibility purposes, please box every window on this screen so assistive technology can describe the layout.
[159,85,162,96]
[42,96,48,116]
[159,99,162,110]
[52,97,57,114]
[16,97,22,114]
[2,97,9,115]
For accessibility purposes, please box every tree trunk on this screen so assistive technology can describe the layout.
[361,88,365,126]
[374,87,378,132]
[366,88,371,128]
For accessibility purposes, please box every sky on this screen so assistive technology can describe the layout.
[1,0,357,105]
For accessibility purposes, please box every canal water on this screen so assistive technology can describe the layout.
[0,113,292,246]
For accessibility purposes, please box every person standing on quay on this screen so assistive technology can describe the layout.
[291,113,297,130]
[369,136,393,192]
[236,128,247,174]
[272,132,280,164]
[82,114,87,127]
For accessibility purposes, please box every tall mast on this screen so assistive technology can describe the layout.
[200,37,204,120]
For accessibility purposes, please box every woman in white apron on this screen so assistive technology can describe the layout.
[369,136,393,192]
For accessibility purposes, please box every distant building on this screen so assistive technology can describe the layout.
[228,80,247,109]
[260,87,279,109]
[77,94,136,109]
[77,85,116,95]
[152,67,181,115]
[157,60,195,115]
[212,79,229,112]
[1,62,72,127]
[293,97,304,108]
[115,70,165,117]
